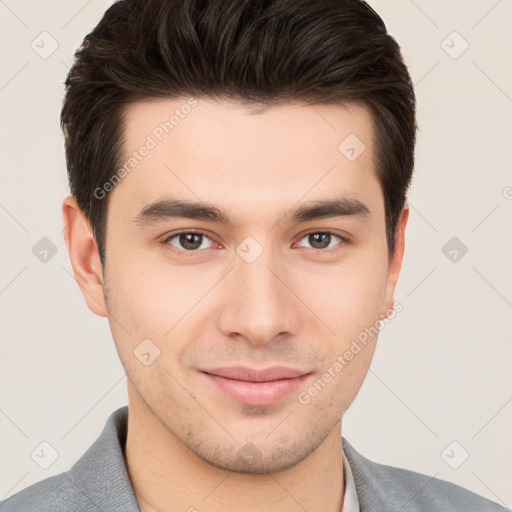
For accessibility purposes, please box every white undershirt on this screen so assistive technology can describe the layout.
[341,448,361,512]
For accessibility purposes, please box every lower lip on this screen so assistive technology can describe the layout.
[201,372,311,406]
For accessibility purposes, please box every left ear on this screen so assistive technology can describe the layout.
[381,204,409,318]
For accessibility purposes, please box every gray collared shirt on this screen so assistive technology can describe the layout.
[1,406,508,512]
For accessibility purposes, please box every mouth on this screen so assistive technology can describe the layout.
[199,366,312,407]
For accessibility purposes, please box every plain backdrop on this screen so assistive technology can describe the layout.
[1,0,511,507]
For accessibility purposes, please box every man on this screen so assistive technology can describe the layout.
[1,0,508,511]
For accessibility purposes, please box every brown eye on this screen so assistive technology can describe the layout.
[165,231,214,251]
[297,232,343,250]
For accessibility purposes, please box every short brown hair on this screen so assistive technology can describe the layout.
[61,0,417,266]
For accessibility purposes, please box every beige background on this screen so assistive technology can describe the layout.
[1,0,511,507]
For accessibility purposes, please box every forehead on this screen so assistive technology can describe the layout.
[110,97,381,224]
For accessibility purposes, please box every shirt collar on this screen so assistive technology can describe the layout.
[342,446,361,512]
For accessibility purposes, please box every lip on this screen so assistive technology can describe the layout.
[200,366,312,406]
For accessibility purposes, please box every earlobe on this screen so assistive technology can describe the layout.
[381,204,409,317]
[61,195,108,318]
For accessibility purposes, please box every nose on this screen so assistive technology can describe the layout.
[218,242,300,346]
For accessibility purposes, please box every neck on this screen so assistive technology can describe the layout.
[124,396,344,512]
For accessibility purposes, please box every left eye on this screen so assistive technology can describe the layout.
[296,232,343,250]
[164,231,215,251]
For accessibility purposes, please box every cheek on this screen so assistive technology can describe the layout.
[297,253,387,330]
[104,258,213,377]
[105,247,183,331]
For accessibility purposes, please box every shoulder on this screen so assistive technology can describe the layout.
[370,462,508,511]
[0,471,90,512]
[0,406,133,512]
[342,438,510,511]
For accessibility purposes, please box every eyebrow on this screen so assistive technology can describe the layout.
[132,195,371,228]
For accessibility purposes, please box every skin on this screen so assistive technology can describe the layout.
[62,97,408,512]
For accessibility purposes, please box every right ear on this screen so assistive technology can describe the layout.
[61,195,108,318]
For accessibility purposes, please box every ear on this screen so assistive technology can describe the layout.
[62,195,108,318]
[381,204,409,318]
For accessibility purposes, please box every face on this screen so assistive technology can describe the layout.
[64,97,407,474]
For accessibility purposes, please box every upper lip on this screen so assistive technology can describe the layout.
[201,366,309,382]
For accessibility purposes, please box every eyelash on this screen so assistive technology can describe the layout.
[161,229,348,256]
